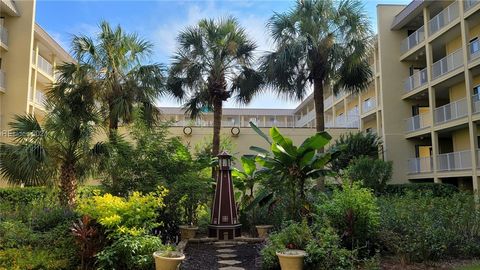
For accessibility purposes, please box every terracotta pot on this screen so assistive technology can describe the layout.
[276,249,306,270]
[153,251,185,270]
[179,225,198,241]
[255,225,273,238]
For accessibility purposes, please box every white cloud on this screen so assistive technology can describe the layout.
[153,1,303,109]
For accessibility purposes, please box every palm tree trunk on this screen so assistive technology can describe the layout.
[313,78,326,191]
[59,162,77,208]
[212,97,222,157]
[108,102,118,136]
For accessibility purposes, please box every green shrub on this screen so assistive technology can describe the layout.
[0,187,50,205]
[77,189,167,237]
[317,184,380,251]
[305,225,353,270]
[261,221,312,269]
[329,132,381,172]
[0,247,70,270]
[0,220,38,249]
[346,156,392,194]
[383,183,458,197]
[378,192,480,262]
[96,234,163,270]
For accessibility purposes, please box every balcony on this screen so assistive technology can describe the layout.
[433,98,467,124]
[468,38,480,62]
[0,70,5,90]
[473,94,480,113]
[362,98,376,114]
[405,113,431,133]
[324,95,333,108]
[408,156,433,174]
[431,48,463,80]
[428,1,459,36]
[335,115,359,128]
[437,150,472,171]
[35,91,47,106]
[400,26,425,54]
[296,110,315,127]
[464,0,480,12]
[404,68,428,93]
[0,25,8,47]
[37,54,54,77]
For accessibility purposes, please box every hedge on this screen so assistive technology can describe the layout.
[383,183,459,197]
[0,186,102,205]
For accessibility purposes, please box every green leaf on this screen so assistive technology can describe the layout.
[249,121,271,144]
[299,150,315,168]
[298,132,331,155]
[249,146,270,155]
[269,127,296,155]
[240,156,256,176]
[310,152,332,169]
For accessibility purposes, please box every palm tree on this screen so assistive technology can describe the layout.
[0,63,106,208]
[167,17,263,156]
[71,21,165,136]
[261,0,373,135]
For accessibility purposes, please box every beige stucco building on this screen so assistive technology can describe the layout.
[4,0,480,191]
[162,0,480,191]
[0,0,73,142]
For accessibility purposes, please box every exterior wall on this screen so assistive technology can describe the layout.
[449,82,466,101]
[1,0,36,137]
[452,128,471,151]
[166,127,358,159]
[377,5,411,184]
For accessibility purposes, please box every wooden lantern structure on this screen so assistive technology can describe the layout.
[208,151,241,240]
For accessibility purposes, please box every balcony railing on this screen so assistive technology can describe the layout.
[35,91,47,106]
[434,98,467,124]
[171,118,296,128]
[324,95,333,108]
[335,115,360,128]
[400,26,425,54]
[405,113,431,133]
[404,68,428,93]
[473,94,480,113]
[0,70,5,90]
[477,149,480,168]
[37,54,54,77]
[428,1,459,36]
[296,110,315,127]
[468,38,480,62]
[464,0,480,12]
[0,25,8,46]
[362,98,376,114]
[437,150,472,171]
[408,156,433,174]
[431,48,463,80]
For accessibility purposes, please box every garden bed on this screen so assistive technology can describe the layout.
[380,258,480,270]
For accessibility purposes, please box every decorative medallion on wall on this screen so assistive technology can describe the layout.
[183,126,192,136]
[231,127,240,137]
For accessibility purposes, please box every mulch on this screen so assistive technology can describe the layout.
[180,242,264,270]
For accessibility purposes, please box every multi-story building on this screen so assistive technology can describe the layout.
[159,106,358,158]
[162,0,480,191]
[0,0,73,142]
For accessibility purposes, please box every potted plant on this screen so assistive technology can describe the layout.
[276,244,306,270]
[174,173,209,241]
[255,224,273,238]
[153,246,185,270]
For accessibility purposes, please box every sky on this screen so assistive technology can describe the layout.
[36,0,410,109]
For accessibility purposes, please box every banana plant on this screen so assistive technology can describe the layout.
[248,121,334,220]
[232,156,264,209]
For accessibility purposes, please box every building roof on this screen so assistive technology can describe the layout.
[390,0,425,30]
[34,23,75,63]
